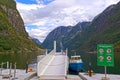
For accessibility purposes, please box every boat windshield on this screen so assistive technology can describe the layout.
[71,56,81,60]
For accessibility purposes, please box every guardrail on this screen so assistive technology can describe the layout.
[64,52,69,78]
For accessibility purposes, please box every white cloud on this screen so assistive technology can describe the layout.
[26,27,51,42]
[16,0,120,42]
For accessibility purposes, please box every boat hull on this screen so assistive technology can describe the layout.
[69,62,83,72]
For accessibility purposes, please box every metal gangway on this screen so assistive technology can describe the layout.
[37,41,68,79]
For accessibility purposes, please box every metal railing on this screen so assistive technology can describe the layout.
[65,52,69,76]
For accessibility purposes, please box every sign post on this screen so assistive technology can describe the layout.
[97,44,114,80]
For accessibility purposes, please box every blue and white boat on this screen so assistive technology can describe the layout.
[69,55,83,72]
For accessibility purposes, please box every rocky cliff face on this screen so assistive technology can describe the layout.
[0,5,27,36]
[0,0,42,68]
[0,0,41,52]
[1,5,27,35]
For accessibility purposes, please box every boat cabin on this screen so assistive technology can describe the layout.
[71,56,81,60]
[70,55,82,62]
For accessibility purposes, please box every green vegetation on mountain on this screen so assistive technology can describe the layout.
[0,0,16,9]
[68,2,120,74]
[65,2,120,74]
[42,2,120,74]
[0,0,43,68]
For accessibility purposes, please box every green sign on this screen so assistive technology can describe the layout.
[97,44,114,66]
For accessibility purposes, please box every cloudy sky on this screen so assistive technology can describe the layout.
[15,0,120,42]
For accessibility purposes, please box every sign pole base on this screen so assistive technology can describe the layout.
[101,77,110,80]
[101,66,110,80]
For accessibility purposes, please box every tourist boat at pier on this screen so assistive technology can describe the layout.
[69,55,83,72]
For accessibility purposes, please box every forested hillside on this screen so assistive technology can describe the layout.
[42,1,120,74]
[0,0,43,68]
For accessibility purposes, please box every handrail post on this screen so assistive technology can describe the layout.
[46,49,48,55]
[7,61,9,69]
[54,41,56,54]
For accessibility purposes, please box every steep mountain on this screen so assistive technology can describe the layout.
[76,2,120,74]
[42,22,90,51]
[0,0,42,68]
[42,26,72,50]
[42,1,120,74]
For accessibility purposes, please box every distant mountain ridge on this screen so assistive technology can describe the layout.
[32,38,42,45]
[42,1,120,74]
